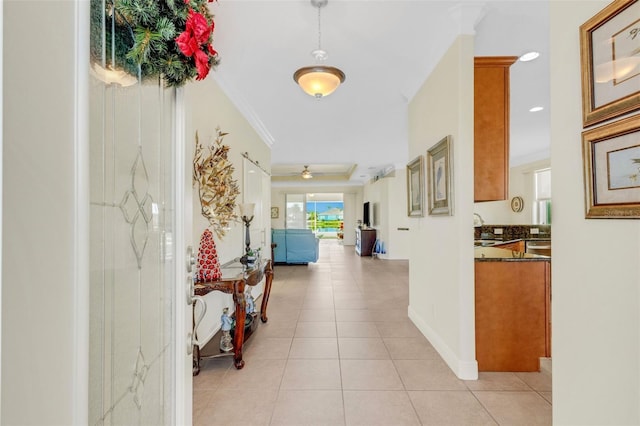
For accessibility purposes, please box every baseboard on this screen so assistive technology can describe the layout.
[539,357,552,376]
[408,305,478,380]
[374,253,409,261]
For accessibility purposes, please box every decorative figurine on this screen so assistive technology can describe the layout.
[246,249,256,267]
[220,307,233,352]
[245,287,255,314]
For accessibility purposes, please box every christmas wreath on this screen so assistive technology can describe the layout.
[90,0,220,87]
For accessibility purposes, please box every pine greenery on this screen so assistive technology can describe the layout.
[90,0,219,87]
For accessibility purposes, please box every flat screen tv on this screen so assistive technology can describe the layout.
[363,202,370,227]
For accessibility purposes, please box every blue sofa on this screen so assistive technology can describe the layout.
[272,229,319,264]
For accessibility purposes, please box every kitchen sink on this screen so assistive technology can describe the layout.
[474,240,498,247]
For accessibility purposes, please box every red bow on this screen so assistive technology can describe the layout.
[175,9,217,80]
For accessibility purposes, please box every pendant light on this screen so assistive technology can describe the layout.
[293,0,345,98]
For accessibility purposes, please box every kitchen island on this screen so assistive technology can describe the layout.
[475,246,550,372]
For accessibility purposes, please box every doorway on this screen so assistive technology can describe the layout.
[306,193,344,239]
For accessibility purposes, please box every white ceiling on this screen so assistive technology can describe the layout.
[211,0,550,186]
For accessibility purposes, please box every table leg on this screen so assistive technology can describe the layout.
[232,279,246,369]
[260,259,273,323]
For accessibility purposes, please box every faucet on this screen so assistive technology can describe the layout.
[474,213,485,227]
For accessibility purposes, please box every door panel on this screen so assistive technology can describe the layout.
[243,158,270,255]
[242,158,271,301]
[89,4,180,423]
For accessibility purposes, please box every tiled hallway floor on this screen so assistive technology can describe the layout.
[193,240,552,425]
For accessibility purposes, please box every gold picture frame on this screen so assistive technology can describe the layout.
[270,206,279,219]
[580,0,640,127]
[582,115,640,218]
[427,135,454,216]
[406,155,425,217]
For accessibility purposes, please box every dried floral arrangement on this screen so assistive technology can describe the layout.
[193,128,240,238]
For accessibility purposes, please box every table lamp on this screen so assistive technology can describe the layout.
[239,203,255,254]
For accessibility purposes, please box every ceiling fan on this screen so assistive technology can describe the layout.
[301,165,313,179]
[270,163,356,181]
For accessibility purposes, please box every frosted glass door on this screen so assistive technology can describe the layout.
[243,158,271,255]
[89,3,177,424]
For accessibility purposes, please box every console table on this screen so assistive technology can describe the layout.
[192,258,273,374]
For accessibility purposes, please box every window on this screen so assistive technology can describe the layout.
[285,194,306,229]
[533,168,551,224]
[307,197,343,238]
[285,193,344,238]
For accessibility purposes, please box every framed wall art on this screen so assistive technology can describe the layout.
[582,115,640,218]
[406,155,425,217]
[580,0,640,127]
[427,135,454,216]
[270,206,279,219]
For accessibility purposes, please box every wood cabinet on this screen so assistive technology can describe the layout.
[355,228,376,256]
[474,56,517,202]
[475,260,551,371]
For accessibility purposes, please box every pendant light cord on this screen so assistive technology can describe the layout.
[317,5,322,51]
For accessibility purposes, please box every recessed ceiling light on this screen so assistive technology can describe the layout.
[529,106,544,112]
[519,51,540,62]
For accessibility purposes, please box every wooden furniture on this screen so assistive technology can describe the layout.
[192,258,274,374]
[475,258,551,371]
[474,56,517,202]
[355,228,376,256]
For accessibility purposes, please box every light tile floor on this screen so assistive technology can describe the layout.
[193,240,552,426]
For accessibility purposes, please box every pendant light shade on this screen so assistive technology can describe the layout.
[294,66,346,98]
[294,0,345,98]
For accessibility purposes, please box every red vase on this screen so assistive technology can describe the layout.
[196,228,222,282]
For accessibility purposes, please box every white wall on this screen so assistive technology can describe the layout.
[185,76,271,347]
[342,192,358,246]
[386,171,411,260]
[363,180,384,246]
[2,1,88,423]
[363,173,410,260]
[550,1,639,423]
[474,158,550,225]
[407,35,477,379]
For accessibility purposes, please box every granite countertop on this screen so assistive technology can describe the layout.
[474,246,551,262]
[474,225,550,242]
[474,237,551,247]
